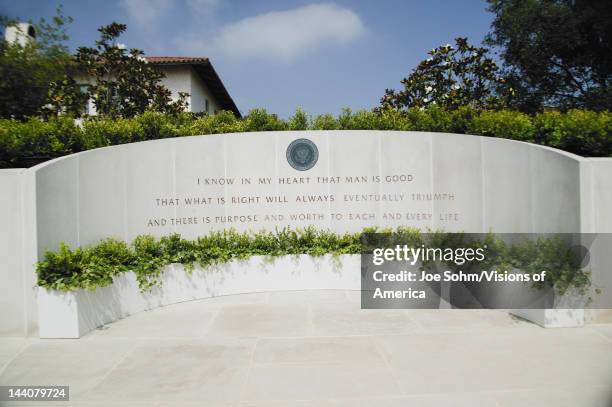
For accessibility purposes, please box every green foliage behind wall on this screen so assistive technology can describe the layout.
[1,107,611,168]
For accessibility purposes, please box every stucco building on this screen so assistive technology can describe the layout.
[3,23,240,117]
[144,56,240,117]
[80,56,240,117]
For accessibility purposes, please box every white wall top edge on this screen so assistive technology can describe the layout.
[0,168,26,174]
[23,131,590,174]
[585,157,612,162]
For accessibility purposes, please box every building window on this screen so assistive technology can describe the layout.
[78,84,91,114]
[205,99,210,114]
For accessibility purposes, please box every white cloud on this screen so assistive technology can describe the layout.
[210,3,366,61]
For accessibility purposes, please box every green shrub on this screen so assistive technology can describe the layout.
[0,119,16,167]
[134,111,181,140]
[178,110,245,136]
[467,110,535,141]
[243,108,287,132]
[448,106,478,134]
[338,108,382,130]
[82,117,144,148]
[1,107,611,168]
[0,116,83,167]
[407,105,454,132]
[288,108,309,130]
[533,110,564,147]
[311,113,340,130]
[374,107,412,130]
[554,110,612,157]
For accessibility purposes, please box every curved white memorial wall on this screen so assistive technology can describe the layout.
[34,131,586,245]
[1,131,611,336]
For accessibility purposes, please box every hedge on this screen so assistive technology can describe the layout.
[1,107,611,168]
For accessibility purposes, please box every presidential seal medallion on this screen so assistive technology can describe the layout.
[286,138,318,171]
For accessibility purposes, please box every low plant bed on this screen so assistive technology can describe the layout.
[38,254,361,338]
[36,228,598,337]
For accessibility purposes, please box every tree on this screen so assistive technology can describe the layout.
[485,0,612,112]
[0,7,74,120]
[65,23,188,118]
[380,38,510,111]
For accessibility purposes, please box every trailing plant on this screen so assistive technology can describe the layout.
[36,228,364,292]
[427,232,596,300]
[36,228,595,301]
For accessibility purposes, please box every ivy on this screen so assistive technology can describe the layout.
[36,228,596,301]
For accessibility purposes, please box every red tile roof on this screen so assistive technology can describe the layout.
[144,56,240,117]
[144,56,209,64]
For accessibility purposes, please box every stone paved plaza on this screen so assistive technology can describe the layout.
[1,290,612,406]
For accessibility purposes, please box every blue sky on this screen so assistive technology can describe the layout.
[0,0,494,118]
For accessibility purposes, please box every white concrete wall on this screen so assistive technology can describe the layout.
[2,131,612,336]
[189,67,219,114]
[583,159,612,233]
[156,66,220,114]
[0,170,27,335]
[581,159,612,316]
[156,66,192,110]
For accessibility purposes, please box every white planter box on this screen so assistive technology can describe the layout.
[38,254,360,338]
[449,267,586,328]
[511,291,586,328]
[510,308,585,328]
[37,253,587,338]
